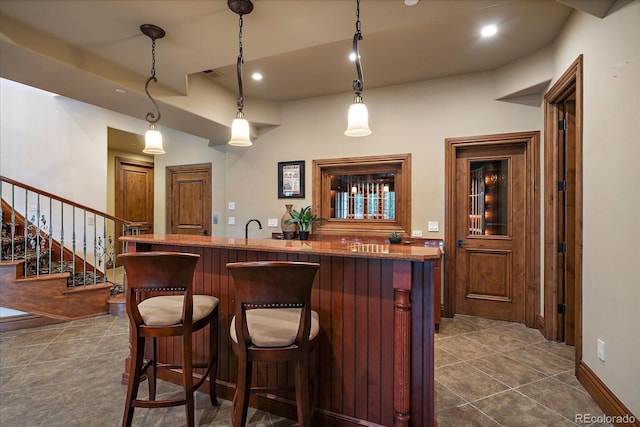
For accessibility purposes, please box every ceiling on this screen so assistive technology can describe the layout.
[0,0,612,147]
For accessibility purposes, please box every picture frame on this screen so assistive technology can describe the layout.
[278,160,305,198]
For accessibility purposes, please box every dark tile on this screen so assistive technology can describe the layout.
[437,335,498,361]
[517,377,607,423]
[535,340,576,361]
[465,328,530,352]
[553,370,586,391]
[434,346,462,368]
[456,315,511,330]
[436,403,501,426]
[7,327,61,347]
[468,354,547,388]
[0,313,606,427]
[436,362,509,402]
[38,337,100,362]
[437,317,484,338]
[474,389,576,427]
[501,344,573,375]
[435,380,467,413]
[494,323,546,344]
[0,343,47,368]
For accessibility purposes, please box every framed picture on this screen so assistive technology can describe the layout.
[278,160,305,198]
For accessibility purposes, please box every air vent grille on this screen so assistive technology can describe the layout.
[202,69,224,79]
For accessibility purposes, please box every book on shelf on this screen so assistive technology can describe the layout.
[354,194,364,219]
[383,191,395,219]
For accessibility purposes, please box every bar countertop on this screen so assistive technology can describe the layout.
[120,233,441,261]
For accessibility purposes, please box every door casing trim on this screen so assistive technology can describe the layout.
[543,55,583,360]
[444,131,540,327]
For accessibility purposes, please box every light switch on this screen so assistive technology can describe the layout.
[267,218,278,227]
[428,221,439,232]
[228,202,236,210]
[228,216,235,225]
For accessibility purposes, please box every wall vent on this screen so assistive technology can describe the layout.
[201,69,224,79]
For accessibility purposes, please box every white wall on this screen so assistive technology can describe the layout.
[224,70,541,239]
[553,3,640,415]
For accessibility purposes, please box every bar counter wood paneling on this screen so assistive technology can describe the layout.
[120,234,440,427]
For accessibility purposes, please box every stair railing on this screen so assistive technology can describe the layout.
[1,176,150,291]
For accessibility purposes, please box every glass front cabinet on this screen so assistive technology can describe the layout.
[312,154,411,237]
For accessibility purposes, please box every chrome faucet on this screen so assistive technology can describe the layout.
[245,219,262,239]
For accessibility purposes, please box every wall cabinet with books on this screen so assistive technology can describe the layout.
[312,154,411,237]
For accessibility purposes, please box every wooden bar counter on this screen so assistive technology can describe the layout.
[120,234,440,427]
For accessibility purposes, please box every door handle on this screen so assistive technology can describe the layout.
[203,229,209,236]
[457,239,464,248]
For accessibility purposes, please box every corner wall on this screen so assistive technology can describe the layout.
[553,2,640,416]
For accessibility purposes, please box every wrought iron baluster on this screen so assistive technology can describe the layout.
[82,209,87,287]
[72,206,76,286]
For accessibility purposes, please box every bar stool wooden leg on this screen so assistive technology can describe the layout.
[294,357,312,427]
[232,355,252,427]
[183,333,195,427]
[147,338,157,401]
[209,315,220,406]
[123,336,145,427]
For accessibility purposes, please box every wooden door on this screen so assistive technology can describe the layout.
[115,157,154,259]
[166,164,212,235]
[454,144,527,322]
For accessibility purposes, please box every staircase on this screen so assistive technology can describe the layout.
[1,176,147,322]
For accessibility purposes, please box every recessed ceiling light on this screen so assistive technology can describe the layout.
[251,72,262,81]
[115,88,127,94]
[405,0,419,5]
[481,25,498,38]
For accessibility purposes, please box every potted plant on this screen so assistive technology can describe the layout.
[389,231,402,244]
[285,206,324,240]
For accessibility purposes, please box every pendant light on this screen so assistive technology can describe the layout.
[345,0,371,137]
[228,0,254,147]
[141,24,166,154]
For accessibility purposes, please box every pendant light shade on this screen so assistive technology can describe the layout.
[345,95,371,137]
[144,123,165,154]
[229,112,252,146]
[228,1,254,147]
[345,0,371,137]
[141,24,166,155]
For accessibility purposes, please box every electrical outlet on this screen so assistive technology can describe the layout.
[428,221,439,232]
[597,339,605,362]
[228,216,235,225]
[267,218,278,227]
[411,230,423,237]
[228,202,236,210]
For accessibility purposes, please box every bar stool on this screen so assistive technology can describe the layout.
[226,261,320,427]
[119,251,219,427]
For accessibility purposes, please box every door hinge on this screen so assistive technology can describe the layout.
[558,118,567,131]
[557,303,567,315]
[558,242,566,253]
[558,180,567,192]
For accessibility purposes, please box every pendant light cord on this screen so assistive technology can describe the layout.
[144,37,161,124]
[352,0,364,95]
[236,15,245,112]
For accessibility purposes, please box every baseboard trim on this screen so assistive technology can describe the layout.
[536,314,544,335]
[0,314,65,332]
[577,361,639,426]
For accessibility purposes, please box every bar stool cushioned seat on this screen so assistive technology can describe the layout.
[229,307,320,347]
[119,251,220,427]
[226,261,320,427]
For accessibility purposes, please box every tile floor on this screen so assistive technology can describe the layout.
[0,314,609,426]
